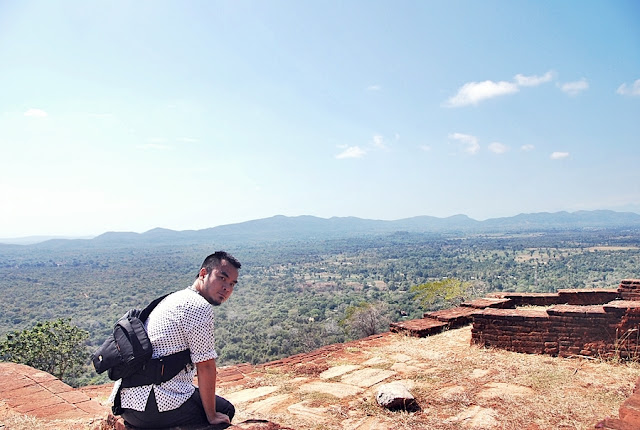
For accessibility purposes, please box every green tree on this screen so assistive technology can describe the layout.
[0,318,89,384]
[410,278,472,308]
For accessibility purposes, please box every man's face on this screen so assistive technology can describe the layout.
[199,259,239,306]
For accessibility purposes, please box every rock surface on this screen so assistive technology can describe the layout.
[375,381,415,410]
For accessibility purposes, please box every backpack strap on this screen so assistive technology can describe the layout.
[120,349,192,388]
[139,294,171,322]
[112,348,193,415]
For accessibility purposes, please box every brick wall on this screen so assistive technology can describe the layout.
[470,280,640,429]
[471,280,640,360]
[619,279,640,301]
[471,279,640,359]
[471,303,640,359]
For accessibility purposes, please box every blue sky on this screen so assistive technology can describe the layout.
[1,1,639,238]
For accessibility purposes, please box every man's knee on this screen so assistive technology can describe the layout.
[216,395,235,421]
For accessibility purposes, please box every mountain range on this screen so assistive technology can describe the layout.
[2,210,640,248]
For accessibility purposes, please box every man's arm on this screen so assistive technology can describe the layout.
[196,358,230,425]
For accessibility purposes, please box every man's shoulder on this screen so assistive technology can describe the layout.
[164,287,209,309]
[147,288,212,329]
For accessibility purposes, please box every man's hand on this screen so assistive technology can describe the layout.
[209,411,231,425]
[196,359,224,424]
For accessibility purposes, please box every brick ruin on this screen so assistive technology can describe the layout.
[472,282,640,360]
[390,279,640,429]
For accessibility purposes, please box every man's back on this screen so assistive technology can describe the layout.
[114,287,218,412]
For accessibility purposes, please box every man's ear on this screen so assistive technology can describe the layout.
[199,267,207,278]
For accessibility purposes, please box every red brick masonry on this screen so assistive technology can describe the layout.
[0,362,107,422]
[390,279,640,429]
[468,280,640,430]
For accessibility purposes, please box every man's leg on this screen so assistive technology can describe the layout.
[190,389,236,422]
[122,389,235,428]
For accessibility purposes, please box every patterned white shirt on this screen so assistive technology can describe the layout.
[109,286,218,412]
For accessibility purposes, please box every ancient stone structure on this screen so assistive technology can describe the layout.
[391,281,640,361]
[471,283,640,360]
[391,279,640,430]
[0,362,105,423]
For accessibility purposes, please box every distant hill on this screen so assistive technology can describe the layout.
[0,235,95,245]
[2,210,640,249]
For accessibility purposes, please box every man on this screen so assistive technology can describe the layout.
[109,251,241,428]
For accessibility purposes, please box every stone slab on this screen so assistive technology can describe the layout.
[25,369,58,383]
[361,357,387,366]
[436,385,466,401]
[224,386,280,404]
[1,383,41,399]
[319,364,361,379]
[41,402,83,420]
[242,394,291,415]
[287,401,328,422]
[389,362,420,374]
[340,368,396,388]
[477,382,535,399]
[462,297,513,309]
[342,416,395,430]
[14,395,65,414]
[58,390,92,404]
[445,405,498,428]
[298,381,364,398]
[5,389,53,407]
[75,399,109,415]
[424,306,477,326]
[0,375,34,393]
[389,318,448,337]
[392,353,415,363]
[40,378,73,394]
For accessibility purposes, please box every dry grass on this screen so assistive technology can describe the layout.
[371,328,639,429]
[228,326,640,430]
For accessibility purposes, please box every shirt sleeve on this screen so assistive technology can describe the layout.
[181,299,218,363]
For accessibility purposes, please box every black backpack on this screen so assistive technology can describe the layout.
[92,294,192,384]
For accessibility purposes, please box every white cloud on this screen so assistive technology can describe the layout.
[521,144,535,152]
[334,134,390,159]
[445,80,519,107]
[372,135,386,149]
[616,79,640,96]
[514,71,555,87]
[445,71,555,107]
[366,84,381,91]
[419,145,431,152]
[449,132,480,155]
[550,151,570,160]
[24,108,48,118]
[559,78,589,96]
[336,146,366,159]
[488,142,509,154]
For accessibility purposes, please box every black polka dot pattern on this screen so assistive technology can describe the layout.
[109,287,217,412]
